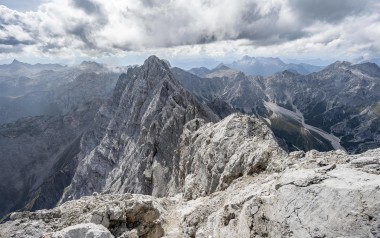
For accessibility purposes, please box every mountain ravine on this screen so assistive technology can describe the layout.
[176,61,380,154]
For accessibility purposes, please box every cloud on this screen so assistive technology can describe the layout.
[0,0,379,61]
[72,0,101,14]
[0,36,33,45]
[289,0,371,23]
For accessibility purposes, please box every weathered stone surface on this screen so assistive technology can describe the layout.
[169,114,286,199]
[0,194,166,238]
[61,56,219,202]
[50,223,114,238]
[177,148,380,238]
[1,114,379,237]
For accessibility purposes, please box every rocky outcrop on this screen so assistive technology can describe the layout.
[61,56,219,201]
[169,114,286,199]
[51,223,114,238]
[179,149,380,238]
[2,146,379,238]
[0,194,165,238]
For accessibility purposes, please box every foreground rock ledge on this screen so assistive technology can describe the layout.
[1,148,379,238]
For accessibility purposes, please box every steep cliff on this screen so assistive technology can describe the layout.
[61,56,219,201]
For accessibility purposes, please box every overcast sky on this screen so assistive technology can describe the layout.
[0,0,379,67]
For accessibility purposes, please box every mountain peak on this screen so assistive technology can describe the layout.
[355,62,380,70]
[60,55,219,200]
[242,55,254,61]
[145,55,164,64]
[323,61,352,72]
[282,69,300,76]
[79,61,102,67]
[226,56,320,76]
[331,60,351,67]
[143,55,171,70]
[352,62,380,77]
[187,67,211,77]
[78,61,105,72]
[213,63,229,70]
[11,59,28,66]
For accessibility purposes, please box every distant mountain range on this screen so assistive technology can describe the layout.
[0,60,126,124]
[178,60,380,154]
[189,55,325,77]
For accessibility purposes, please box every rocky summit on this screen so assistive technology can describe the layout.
[0,56,380,238]
[1,115,379,237]
[60,56,219,201]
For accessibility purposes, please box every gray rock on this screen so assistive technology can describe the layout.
[61,56,219,201]
[1,56,380,238]
[51,223,114,238]
[1,148,379,237]
[174,61,380,154]
[169,114,286,199]
[1,114,379,238]
[0,194,165,238]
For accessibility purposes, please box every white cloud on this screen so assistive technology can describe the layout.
[0,0,379,63]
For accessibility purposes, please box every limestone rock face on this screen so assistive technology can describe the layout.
[179,148,380,238]
[61,56,219,201]
[1,113,379,238]
[1,148,379,238]
[51,223,114,238]
[1,194,165,238]
[169,114,286,199]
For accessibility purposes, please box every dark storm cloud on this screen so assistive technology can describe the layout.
[0,36,34,45]
[72,0,101,14]
[141,0,155,8]
[67,24,96,49]
[0,45,23,53]
[289,0,371,23]
[235,3,302,45]
[231,0,375,45]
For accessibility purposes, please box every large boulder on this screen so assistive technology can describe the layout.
[51,223,114,238]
